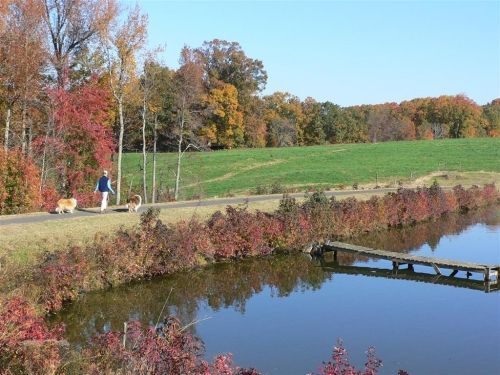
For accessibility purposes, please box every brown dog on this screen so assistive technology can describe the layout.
[55,198,77,214]
[126,195,142,213]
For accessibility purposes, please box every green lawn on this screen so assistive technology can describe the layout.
[122,138,500,200]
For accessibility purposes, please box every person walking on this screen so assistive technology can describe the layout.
[94,170,115,213]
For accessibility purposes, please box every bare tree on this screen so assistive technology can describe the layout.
[0,0,46,152]
[105,4,147,205]
[42,0,117,86]
[172,47,204,201]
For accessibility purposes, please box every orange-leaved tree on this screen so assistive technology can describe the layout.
[0,150,42,214]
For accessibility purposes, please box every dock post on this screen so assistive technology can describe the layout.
[431,263,442,275]
[484,268,490,282]
[392,261,399,270]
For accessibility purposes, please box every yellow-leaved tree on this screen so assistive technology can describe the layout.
[202,83,244,149]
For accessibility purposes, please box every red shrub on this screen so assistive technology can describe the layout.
[310,340,382,375]
[0,297,64,374]
[208,207,274,258]
[482,183,498,205]
[40,184,60,212]
[82,317,261,375]
[36,247,89,312]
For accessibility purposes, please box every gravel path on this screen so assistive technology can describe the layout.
[0,188,400,226]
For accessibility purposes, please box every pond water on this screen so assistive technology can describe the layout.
[53,207,500,375]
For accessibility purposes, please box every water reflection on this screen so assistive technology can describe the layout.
[53,254,332,344]
[318,257,499,293]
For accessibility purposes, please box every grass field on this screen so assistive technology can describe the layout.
[122,138,500,200]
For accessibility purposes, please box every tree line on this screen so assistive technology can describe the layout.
[0,0,499,212]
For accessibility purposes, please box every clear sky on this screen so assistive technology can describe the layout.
[130,0,500,107]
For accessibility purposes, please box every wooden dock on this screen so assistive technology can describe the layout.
[317,241,500,282]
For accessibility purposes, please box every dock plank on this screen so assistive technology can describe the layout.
[322,241,500,278]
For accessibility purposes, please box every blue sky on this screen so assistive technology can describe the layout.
[130,1,500,106]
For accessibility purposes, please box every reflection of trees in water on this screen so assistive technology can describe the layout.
[53,254,330,345]
[349,205,499,253]
[54,205,498,346]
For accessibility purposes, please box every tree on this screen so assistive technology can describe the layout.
[35,80,114,205]
[302,97,325,145]
[42,0,117,87]
[202,83,244,148]
[429,95,483,138]
[482,99,500,137]
[105,4,147,205]
[138,51,168,203]
[195,39,267,100]
[0,149,42,214]
[243,96,267,148]
[263,92,304,146]
[171,46,205,201]
[267,118,297,147]
[0,0,46,152]
[367,105,415,142]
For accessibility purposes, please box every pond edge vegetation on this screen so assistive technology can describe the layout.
[0,183,497,374]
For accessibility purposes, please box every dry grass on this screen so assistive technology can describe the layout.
[0,200,282,266]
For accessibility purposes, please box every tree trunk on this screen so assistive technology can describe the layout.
[141,97,148,204]
[174,109,184,201]
[27,119,33,157]
[116,98,124,205]
[152,114,158,204]
[21,99,27,155]
[4,107,11,152]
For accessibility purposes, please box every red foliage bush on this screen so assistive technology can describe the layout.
[309,340,382,375]
[36,247,89,312]
[208,207,274,258]
[40,183,60,212]
[0,150,42,214]
[0,297,64,374]
[82,317,261,375]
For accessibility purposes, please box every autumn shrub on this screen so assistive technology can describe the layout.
[0,150,42,214]
[81,316,261,375]
[0,296,64,374]
[302,192,336,242]
[481,183,498,205]
[274,195,311,250]
[453,184,476,212]
[40,183,60,212]
[207,206,274,258]
[35,246,89,312]
[310,340,382,375]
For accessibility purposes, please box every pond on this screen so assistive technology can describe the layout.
[52,207,500,375]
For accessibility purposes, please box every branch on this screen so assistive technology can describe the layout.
[180,143,202,159]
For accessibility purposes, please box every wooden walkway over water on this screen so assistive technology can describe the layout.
[314,241,500,283]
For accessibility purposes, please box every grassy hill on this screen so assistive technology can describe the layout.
[122,138,500,200]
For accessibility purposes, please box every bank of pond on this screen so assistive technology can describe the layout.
[51,206,499,374]
[0,184,498,374]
